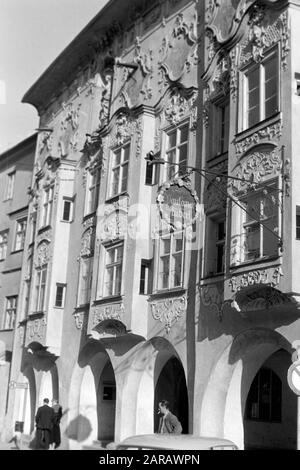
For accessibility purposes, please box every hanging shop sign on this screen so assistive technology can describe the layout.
[157,177,202,230]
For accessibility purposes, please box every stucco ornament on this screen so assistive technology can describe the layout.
[38,131,53,155]
[57,101,81,158]
[200,283,224,321]
[26,317,47,340]
[158,12,198,83]
[150,296,187,334]
[73,311,87,330]
[92,303,125,328]
[228,266,283,293]
[230,148,282,193]
[235,121,282,156]
[80,227,96,257]
[99,74,113,128]
[164,88,198,126]
[35,241,50,267]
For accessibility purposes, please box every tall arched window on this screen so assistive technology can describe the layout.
[246,367,282,422]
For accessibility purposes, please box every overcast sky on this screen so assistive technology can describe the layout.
[0,0,109,153]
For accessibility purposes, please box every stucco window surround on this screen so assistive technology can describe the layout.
[153,229,186,293]
[2,296,18,330]
[160,120,190,183]
[204,214,226,278]
[240,46,280,132]
[107,143,130,199]
[3,170,15,201]
[33,265,47,314]
[41,183,54,228]
[77,256,93,307]
[84,169,100,216]
[0,230,8,260]
[209,97,229,161]
[230,180,280,266]
[13,217,27,252]
[103,243,124,298]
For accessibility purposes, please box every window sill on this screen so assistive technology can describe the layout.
[0,328,14,332]
[38,225,51,235]
[149,287,186,301]
[28,311,45,318]
[10,249,24,255]
[105,192,129,204]
[82,212,96,223]
[75,304,90,311]
[230,255,280,271]
[93,295,123,305]
[201,272,225,281]
[235,112,281,142]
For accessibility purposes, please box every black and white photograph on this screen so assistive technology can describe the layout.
[0,0,299,455]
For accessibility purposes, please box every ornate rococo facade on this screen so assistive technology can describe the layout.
[3,0,300,450]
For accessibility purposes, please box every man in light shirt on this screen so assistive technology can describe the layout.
[158,400,182,434]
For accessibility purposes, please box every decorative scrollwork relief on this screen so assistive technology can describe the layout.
[239,8,290,70]
[26,317,47,340]
[150,296,187,334]
[200,283,224,321]
[230,148,282,193]
[80,227,96,257]
[204,160,228,213]
[235,121,282,156]
[35,241,50,267]
[229,266,283,293]
[164,89,198,126]
[92,303,125,328]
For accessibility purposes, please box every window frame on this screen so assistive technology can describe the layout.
[78,256,93,306]
[54,283,66,308]
[13,217,27,252]
[0,230,9,260]
[2,296,18,330]
[241,47,279,131]
[156,229,185,291]
[296,206,300,240]
[41,184,54,228]
[33,265,47,313]
[211,99,230,159]
[3,171,15,201]
[103,243,124,297]
[162,121,190,182]
[85,169,100,216]
[240,185,279,263]
[109,143,130,198]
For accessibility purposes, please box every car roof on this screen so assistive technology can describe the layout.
[116,434,237,450]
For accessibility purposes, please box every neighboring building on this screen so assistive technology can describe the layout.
[0,134,36,435]
[3,0,300,451]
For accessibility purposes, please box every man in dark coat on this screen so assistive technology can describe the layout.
[35,398,55,450]
[158,400,182,434]
[50,399,63,449]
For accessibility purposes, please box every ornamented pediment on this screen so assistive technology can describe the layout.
[150,296,187,334]
[158,12,198,84]
[230,146,281,193]
[239,8,290,70]
[99,196,129,242]
[161,87,198,127]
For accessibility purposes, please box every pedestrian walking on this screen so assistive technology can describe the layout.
[157,400,182,434]
[50,399,63,449]
[35,398,55,450]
